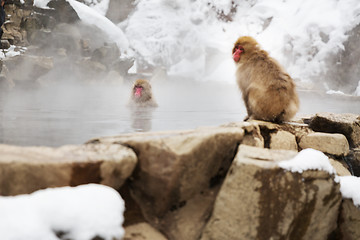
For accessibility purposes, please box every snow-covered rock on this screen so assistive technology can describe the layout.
[0,184,125,240]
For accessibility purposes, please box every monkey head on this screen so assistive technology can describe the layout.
[232,36,260,63]
[132,79,153,102]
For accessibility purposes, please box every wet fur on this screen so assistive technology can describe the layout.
[128,79,158,107]
[233,36,299,123]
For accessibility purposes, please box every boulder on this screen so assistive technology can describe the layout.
[270,130,298,150]
[247,120,308,150]
[106,0,136,23]
[0,143,137,196]
[91,43,121,69]
[338,199,360,240]
[201,145,341,240]
[88,125,246,240]
[351,148,360,176]
[221,122,264,148]
[3,54,53,83]
[124,222,168,240]
[329,159,351,176]
[0,40,11,49]
[299,132,350,156]
[309,113,360,148]
[47,0,80,24]
[3,4,32,45]
[112,57,135,76]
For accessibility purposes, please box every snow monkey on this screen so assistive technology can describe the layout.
[232,36,299,123]
[128,79,158,107]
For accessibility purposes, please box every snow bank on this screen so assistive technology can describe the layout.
[339,176,360,207]
[124,0,360,86]
[33,0,129,52]
[0,184,125,240]
[278,148,335,174]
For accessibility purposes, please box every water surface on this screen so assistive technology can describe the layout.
[1,78,359,147]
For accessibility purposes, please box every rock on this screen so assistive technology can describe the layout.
[124,222,168,240]
[0,40,11,49]
[329,159,351,176]
[106,0,136,23]
[354,149,360,175]
[20,15,43,38]
[249,120,308,150]
[3,54,53,81]
[47,0,80,24]
[221,122,264,148]
[201,145,341,240]
[299,132,350,156]
[112,57,135,76]
[91,43,121,69]
[3,55,53,83]
[88,126,246,240]
[345,148,360,177]
[76,57,107,81]
[309,113,360,148]
[270,130,298,150]
[0,143,137,195]
[50,23,82,56]
[3,4,32,45]
[338,199,360,240]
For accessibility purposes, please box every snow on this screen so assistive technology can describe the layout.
[33,0,129,52]
[30,0,360,90]
[0,184,125,240]
[124,0,360,86]
[82,0,109,16]
[278,148,335,174]
[339,176,360,207]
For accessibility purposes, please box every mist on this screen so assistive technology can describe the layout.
[1,0,360,147]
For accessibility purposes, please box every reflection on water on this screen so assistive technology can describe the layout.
[130,106,155,132]
[0,78,359,147]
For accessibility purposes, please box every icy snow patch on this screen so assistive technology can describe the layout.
[339,176,360,207]
[278,148,335,174]
[0,184,125,240]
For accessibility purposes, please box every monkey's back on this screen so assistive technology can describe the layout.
[236,51,299,122]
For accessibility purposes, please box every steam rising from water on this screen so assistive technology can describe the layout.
[1,77,359,147]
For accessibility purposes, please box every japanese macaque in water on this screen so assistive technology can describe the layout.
[232,36,299,123]
[128,79,158,108]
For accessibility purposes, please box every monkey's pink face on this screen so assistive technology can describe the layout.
[134,86,143,98]
[233,45,244,62]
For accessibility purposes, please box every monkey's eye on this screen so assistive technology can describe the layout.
[238,46,245,53]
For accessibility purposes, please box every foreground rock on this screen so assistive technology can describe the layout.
[339,199,360,240]
[299,132,350,156]
[89,125,258,240]
[309,113,360,148]
[0,143,137,195]
[201,145,342,240]
[1,113,360,240]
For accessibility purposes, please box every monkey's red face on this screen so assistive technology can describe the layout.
[134,85,143,98]
[233,45,244,62]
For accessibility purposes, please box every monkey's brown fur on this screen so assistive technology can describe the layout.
[233,36,299,123]
[128,79,158,107]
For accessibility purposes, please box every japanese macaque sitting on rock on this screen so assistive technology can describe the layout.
[128,79,158,108]
[232,36,299,123]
